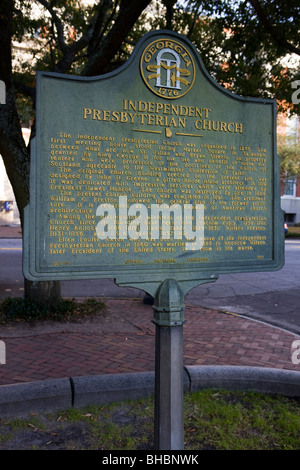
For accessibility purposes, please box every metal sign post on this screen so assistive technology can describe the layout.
[152,279,185,450]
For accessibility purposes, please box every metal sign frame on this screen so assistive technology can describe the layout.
[23,30,284,294]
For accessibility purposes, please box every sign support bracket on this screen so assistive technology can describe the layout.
[115,274,218,450]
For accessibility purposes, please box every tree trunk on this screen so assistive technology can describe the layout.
[82,0,152,76]
[0,0,62,308]
[24,278,62,307]
[0,0,152,308]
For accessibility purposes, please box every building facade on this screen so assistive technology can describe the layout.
[0,156,20,226]
[281,175,300,225]
[278,113,300,225]
[0,125,30,226]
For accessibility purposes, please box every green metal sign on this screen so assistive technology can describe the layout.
[23,30,284,294]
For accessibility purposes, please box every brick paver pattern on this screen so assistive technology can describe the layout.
[0,299,299,386]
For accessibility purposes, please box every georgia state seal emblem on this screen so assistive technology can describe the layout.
[140,38,195,99]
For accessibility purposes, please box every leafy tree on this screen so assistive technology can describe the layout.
[0,0,153,305]
[173,0,300,114]
[0,0,299,305]
[278,138,300,177]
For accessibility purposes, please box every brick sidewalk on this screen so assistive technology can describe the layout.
[0,299,299,386]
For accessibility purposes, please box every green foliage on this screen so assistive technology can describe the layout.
[10,0,300,118]
[184,389,300,450]
[0,297,105,323]
[0,390,299,450]
[175,0,300,114]
[278,142,300,176]
[285,226,300,238]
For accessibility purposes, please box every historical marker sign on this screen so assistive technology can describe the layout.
[23,30,284,290]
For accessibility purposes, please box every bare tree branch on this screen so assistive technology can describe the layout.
[35,0,67,53]
[36,0,96,73]
[187,3,201,39]
[87,0,117,57]
[34,0,152,76]
[248,0,300,56]
[162,0,176,30]
[82,0,152,76]
[0,0,30,223]
[40,0,116,74]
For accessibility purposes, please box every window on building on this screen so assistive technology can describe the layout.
[283,176,297,196]
[285,213,296,224]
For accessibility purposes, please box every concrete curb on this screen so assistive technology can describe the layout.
[0,366,299,418]
[71,371,156,408]
[0,378,72,418]
[185,365,300,397]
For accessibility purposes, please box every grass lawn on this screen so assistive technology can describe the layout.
[0,390,299,450]
[286,226,300,237]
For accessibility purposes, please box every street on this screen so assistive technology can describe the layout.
[0,238,300,334]
[186,240,300,335]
